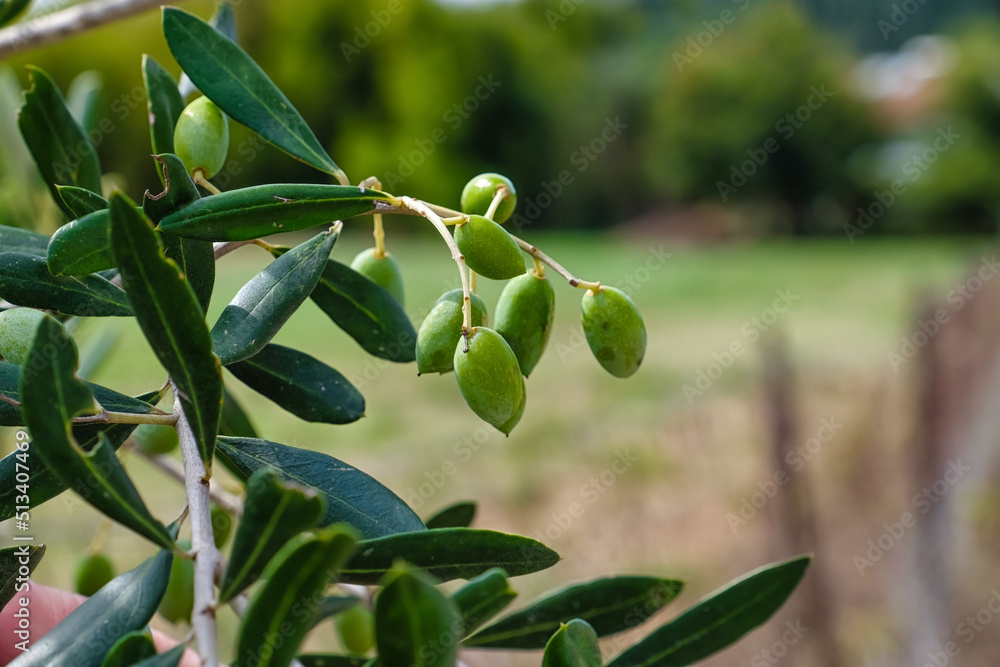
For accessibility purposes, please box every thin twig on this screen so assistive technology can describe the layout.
[213,240,256,260]
[509,233,601,292]
[173,383,220,666]
[71,409,179,426]
[0,0,189,60]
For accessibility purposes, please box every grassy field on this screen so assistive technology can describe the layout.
[12,231,994,664]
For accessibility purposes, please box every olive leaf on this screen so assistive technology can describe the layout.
[0,544,45,610]
[450,568,517,636]
[0,0,30,29]
[98,631,156,667]
[0,252,131,317]
[0,224,48,257]
[375,565,462,667]
[57,185,108,217]
[46,209,116,276]
[542,620,603,667]
[142,55,186,155]
[425,500,477,530]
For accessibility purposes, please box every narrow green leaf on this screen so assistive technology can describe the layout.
[0,387,161,521]
[0,544,45,610]
[99,630,156,667]
[375,565,461,667]
[177,1,238,98]
[220,385,257,437]
[307,596,360,632]
[341,528,559,585]
[57,185,108,217]
[282,252,415,363]
[109,192,223,464]
[425,501,477,530]
[157,183,389,241]
[212,229,337,365]
[142,56,185,155]
[0,252,131,316]
[17,66,102,217]
[465,576,683,648]
[0,0,31,29]
[542,620,602,667]
[235,526,359,667]
[450,568,516,636]
[0,224,48,257]
[145,154,214,314]
[215,436,423,539]
[20,316,174,549]
[8,548,173,667]
[225,344,364,424]
[297,657,373,667]
[163,7,347,181]
[129,646,186,667]
[219,468,325,603]
[46,209,115,276]
[607,557,811,667]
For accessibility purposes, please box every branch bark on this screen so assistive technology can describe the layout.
[0,0,188,61]
[173,384,220,666]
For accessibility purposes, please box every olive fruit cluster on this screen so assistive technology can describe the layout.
[413,173,647,435]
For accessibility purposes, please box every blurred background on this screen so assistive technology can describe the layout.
[3,0,1000,665]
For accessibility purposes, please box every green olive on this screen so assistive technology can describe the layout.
[350,248,405,305]
[494,270,555,377]
[74,553,115,597]
[581,286,646,378]
[498,376,526,435]
[453,327,524,431]
[335,604,375,656]
[416,289,487,375]
[454,215,525,280]
[460,173,517,224]
[0,308,47,366]
[173,96,229,179]
[132,423,178,455]
[158,540,195,625]
[211,504,233,549]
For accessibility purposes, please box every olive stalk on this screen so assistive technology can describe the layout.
[173,383,220,666]
[397,196,474,332]
[484,185,510,221]
[193,170,222,195]
[71,409,179,426]
[509,233,602,292]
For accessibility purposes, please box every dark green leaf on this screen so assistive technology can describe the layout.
[425,501,477,530]
[375,565,461,667]
[157,183,389,241]
[99,630,156,667]
[0,387,161,521]
[0,225,48,257]
[212,229,337,365]
[142,56,185,155]
[0,0,30,29]
[144,154,201,222]
[215,436,424,539]
[607,557,811,667]
[220,385,257,437]
[0,544,45,610]
[225,344,364,424]
[296,255,416,363]
[0,252,131,316]
[307,596,360,631]
[235,527,358,667]
[219,468,325,603]
[17,66,102,217]
[109,192,222,464]
[20,316,174,549]
[341,528,559,585]
[57,185,108,217]
[297,657,373,667]
[465,576,683,649]
[8,548,173,667]
[129,646,186,667]
[163,7,347,182]
[450,568,516,636]
[46,209,115,276]
[177,2,238,98]
[542,620,602,667]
